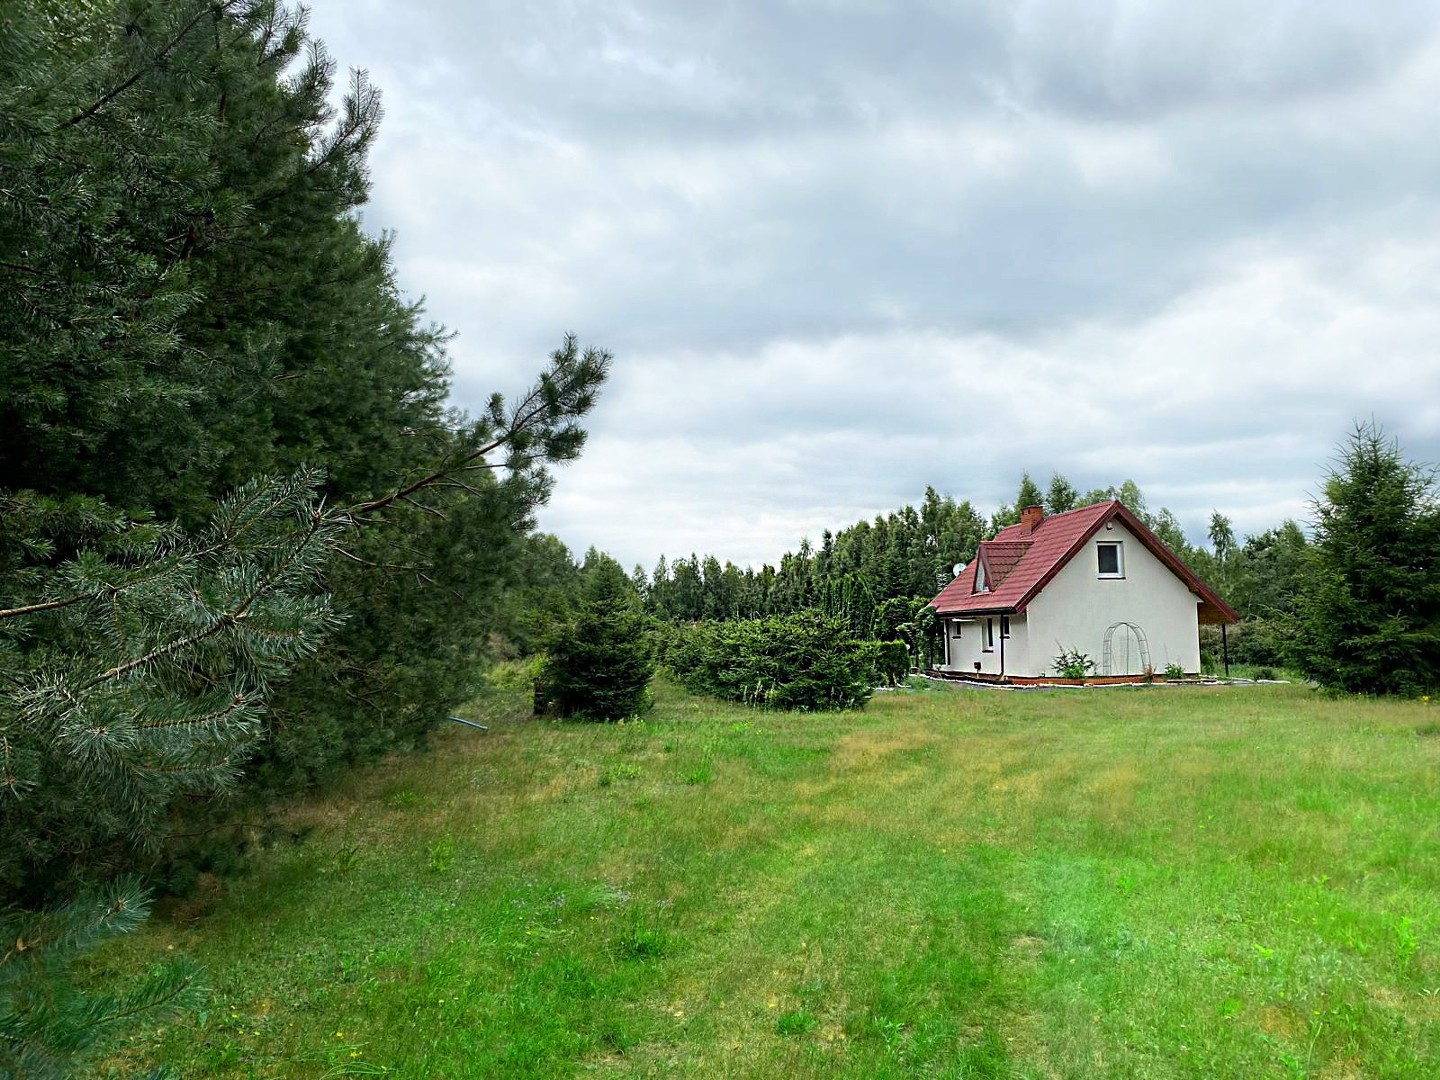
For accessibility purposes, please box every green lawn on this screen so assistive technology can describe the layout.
[93,679,1440,1078]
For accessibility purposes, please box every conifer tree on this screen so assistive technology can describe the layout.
[1,4,611,1068]
[0,471,344,899]
[1293,423,1439,694]
[2,0,611,801]
[0,471,343,1070]
[1,878,201,1079]
[1015,472,1045,511]
[1045,473,1079,514]
[541,559,655,722]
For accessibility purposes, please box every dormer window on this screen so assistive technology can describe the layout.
[975,559,989,593]
[1097,541,1124,578]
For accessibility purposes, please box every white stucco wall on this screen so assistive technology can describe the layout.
[938,614,1029,676]
[1024,520,1201,676]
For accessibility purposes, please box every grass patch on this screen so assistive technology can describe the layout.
[91,678,1440,1077]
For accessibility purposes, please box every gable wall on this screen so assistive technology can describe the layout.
[1024,520,1201,675]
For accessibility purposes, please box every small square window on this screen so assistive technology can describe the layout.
[1097,542,1123,577]
[951,621,963,638]
[1000,615,1010,638]
[983,618,995,651]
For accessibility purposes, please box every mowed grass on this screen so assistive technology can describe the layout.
[93,679,1440,1078]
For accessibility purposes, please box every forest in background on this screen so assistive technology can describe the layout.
[585,472,1308,671]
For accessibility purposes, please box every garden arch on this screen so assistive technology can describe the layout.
[1100,621,1151,676]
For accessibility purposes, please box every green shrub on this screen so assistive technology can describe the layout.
[876,640,911,685]
[664,613,876,711]
[483,656,544,691]
[1052,646,1095,679]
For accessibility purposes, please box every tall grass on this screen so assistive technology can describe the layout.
[91,679,1439,1077]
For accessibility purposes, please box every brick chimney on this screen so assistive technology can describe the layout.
[1019,504,1045,535]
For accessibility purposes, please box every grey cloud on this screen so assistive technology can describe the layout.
[1005,0,1440,119]
[306,0,1440,571]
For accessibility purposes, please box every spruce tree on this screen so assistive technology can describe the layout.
[541,560,655,722]
[1015,472,1045,511]
[1293,423,1440,695]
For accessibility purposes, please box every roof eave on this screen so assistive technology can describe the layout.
[932,602,1018,617]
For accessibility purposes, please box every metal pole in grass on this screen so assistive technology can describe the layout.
[450,716,489,732]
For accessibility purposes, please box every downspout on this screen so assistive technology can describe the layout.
[1221,623,1230,678]
[999,620,1006,681]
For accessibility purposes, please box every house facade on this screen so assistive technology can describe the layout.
[930,501,1236,679]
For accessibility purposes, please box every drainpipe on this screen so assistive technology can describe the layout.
[999,621,1006,681]
[1221,623,1230,678]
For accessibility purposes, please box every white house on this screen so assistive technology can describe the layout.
[930,501,1237,679]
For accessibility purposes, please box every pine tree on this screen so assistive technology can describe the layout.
[0,471,344,899]
[1,878,202,1079]
[1,5,611,1068]
[2,1,610,801]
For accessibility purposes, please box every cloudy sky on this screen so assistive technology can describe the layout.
[306,0,1440,571]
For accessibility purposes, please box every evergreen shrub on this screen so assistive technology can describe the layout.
[1052,646,1096,679]
[876,640,911,685]
[665,613,876,710]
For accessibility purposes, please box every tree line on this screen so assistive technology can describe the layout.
[632,446,1434,688]
[634,475,1279,638]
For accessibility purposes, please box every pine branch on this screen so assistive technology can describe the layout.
[58,1,247,130]
[78,497,334,689]
[0,595,87,621]
[399,495,447,520]
[85,967,201,1028]
[346,435,512,516]
[347,337,608,517]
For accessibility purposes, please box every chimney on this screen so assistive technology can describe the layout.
[1019,505,1044,535]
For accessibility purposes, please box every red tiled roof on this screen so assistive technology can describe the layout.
[930,500,1238,624]
[979,541,1028,588]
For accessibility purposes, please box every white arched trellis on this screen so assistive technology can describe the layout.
[1100,621,1151,676]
